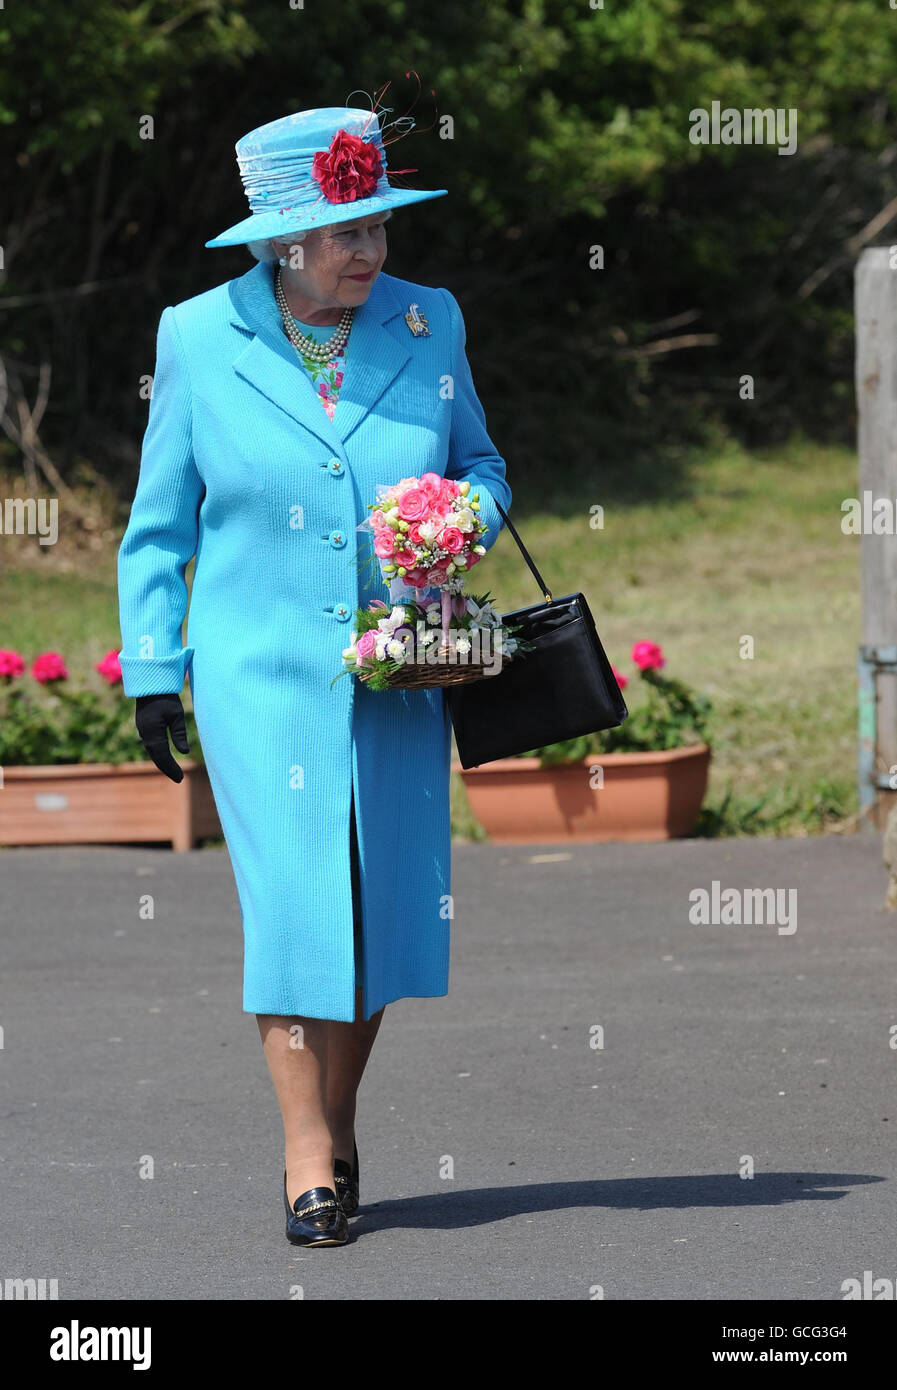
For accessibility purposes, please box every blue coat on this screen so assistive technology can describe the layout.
[117,259,511,1021]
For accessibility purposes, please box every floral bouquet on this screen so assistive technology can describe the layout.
[364,472,487,601]
[334,473,525,691]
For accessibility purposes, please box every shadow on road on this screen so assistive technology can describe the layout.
[352,1172,883,1234]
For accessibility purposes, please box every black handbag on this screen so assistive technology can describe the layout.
[446,501,629,769]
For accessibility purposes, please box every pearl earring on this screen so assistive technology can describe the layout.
[278,256,287,266]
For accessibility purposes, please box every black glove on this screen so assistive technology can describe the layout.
[135,694,190,783]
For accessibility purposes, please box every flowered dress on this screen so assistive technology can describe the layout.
[291,316,347,419]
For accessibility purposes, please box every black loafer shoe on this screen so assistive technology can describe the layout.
[333,1141,359,1217]
[283,1178,349,1246]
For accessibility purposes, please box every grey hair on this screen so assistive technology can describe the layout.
[246,209,394,262]
[247,230,309,263]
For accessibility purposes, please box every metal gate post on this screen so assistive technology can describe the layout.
[858,644,897,828]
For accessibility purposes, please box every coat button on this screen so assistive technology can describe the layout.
[329,529,347,548]
[333,603,351,621]
[327,457,344,475]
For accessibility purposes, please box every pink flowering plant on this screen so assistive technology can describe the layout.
[0,646,200,765]
[522,640,712,765]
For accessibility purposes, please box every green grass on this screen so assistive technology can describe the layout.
[0,436,860,839]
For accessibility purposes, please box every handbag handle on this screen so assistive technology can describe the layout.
[494,499,553,603]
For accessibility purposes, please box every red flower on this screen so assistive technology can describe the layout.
[631,641,665,671]
[31,651,69,684]
[0,648,25,679]
[611,664,628,690]
[312,129,383,204]
[95,649,123,685]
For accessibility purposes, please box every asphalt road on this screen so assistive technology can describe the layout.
[0,832,894,1301]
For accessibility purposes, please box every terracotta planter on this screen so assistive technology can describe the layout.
[454,744,711,843]
[0,760,220,852]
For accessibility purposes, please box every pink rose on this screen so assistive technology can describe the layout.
[631,641,665,671]
[397,488,429,522]
[438,526,464,554]
[95,650,122,685]
[0,648,25,679]
[374,531,395,558]
[427,564,450,587]
[404,567,431,588]
[611,664,628,690]
[419,472,443,500]
[406,521,423,545]
[394,548,417,568]
[355,630,378,664]
[464,550,482,568]
[430,494,453,518]
[32,651,68,684]
[439,477,460,502]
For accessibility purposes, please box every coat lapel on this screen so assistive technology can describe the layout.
[227,260,411,453]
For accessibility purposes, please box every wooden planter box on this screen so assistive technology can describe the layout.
[0,760,220,852]
[454,744,711,843]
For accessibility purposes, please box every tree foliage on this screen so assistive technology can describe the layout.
[3,0,897,500]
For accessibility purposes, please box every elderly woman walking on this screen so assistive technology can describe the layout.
[116,104,511,1247]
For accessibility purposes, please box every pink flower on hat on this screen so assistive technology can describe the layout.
[312,129,383,204]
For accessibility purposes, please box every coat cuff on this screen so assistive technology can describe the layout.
[118,648,194,698]
[469,481,504,553]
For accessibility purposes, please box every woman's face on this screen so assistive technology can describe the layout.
[273,212,390,311]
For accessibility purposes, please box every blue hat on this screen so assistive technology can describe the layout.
[205,106,447,248]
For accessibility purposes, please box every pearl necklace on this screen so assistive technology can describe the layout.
[274,267,355,364]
